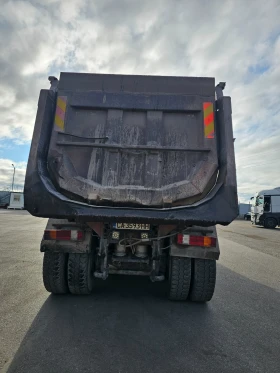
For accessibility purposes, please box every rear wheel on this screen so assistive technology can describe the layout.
[168,257,191,301]
[68,253,93,295]
[264,218,277,229]
[43,252,69,294]
[189,259,216,302]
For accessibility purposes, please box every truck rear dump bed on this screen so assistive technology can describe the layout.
[25,73,238,226]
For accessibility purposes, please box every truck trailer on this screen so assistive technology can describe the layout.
[24,73,238,301]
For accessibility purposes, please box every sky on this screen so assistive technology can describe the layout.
[0,0,280,202]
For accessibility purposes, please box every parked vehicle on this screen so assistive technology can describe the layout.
[251,187,280,228]
[244,212,251,221]
[24,73,238,301]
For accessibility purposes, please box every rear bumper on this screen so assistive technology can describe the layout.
[24,90,238,227]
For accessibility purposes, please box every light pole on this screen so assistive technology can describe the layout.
[11,164,15,191]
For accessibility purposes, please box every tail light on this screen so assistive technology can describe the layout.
[44,230,84,241]
[177,234,216,247]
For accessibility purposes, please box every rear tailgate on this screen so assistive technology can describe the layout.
[47,73,218,207]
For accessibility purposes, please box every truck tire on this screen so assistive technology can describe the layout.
[168,257,191,301]
[264,218,277,229]
[68,253,93,295]
[43,252,69,294]
[189,259,216,302]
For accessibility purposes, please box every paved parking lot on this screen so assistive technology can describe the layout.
[0,211,279,373]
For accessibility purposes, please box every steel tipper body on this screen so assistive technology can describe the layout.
[24,73,238,301]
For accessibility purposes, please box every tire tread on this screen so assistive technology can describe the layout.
[168,257,191,301]
[189,259,216,302]
[43,252,68,294]
[68,253,92,295]
[264,218,277,229]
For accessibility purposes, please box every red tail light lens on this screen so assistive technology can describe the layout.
[177,234,183,244]
[189,236,205,246]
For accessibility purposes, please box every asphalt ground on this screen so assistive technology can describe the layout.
[0,211,279,373]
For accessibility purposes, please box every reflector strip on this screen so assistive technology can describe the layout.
[54,96,67,131]
[44,229,84,241]
[203,102,215,139]
[177,234,190,245]
[71,230,78,240]
[177,234,216,247]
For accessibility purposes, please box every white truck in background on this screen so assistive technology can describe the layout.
[251,187,280,228]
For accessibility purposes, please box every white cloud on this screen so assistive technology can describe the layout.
[0,0,280,199]
[0,158,26,191]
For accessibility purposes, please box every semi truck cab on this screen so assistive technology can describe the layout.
[251,188,280,228]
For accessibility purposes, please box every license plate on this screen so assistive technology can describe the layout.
[113,223,150,230]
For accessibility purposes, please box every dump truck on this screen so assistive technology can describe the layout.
[24,73,238,301]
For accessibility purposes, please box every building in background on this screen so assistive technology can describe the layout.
[8,192,24,209]
[239,203,251,219]
[0,191,11,209]
[239,203,250,215]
